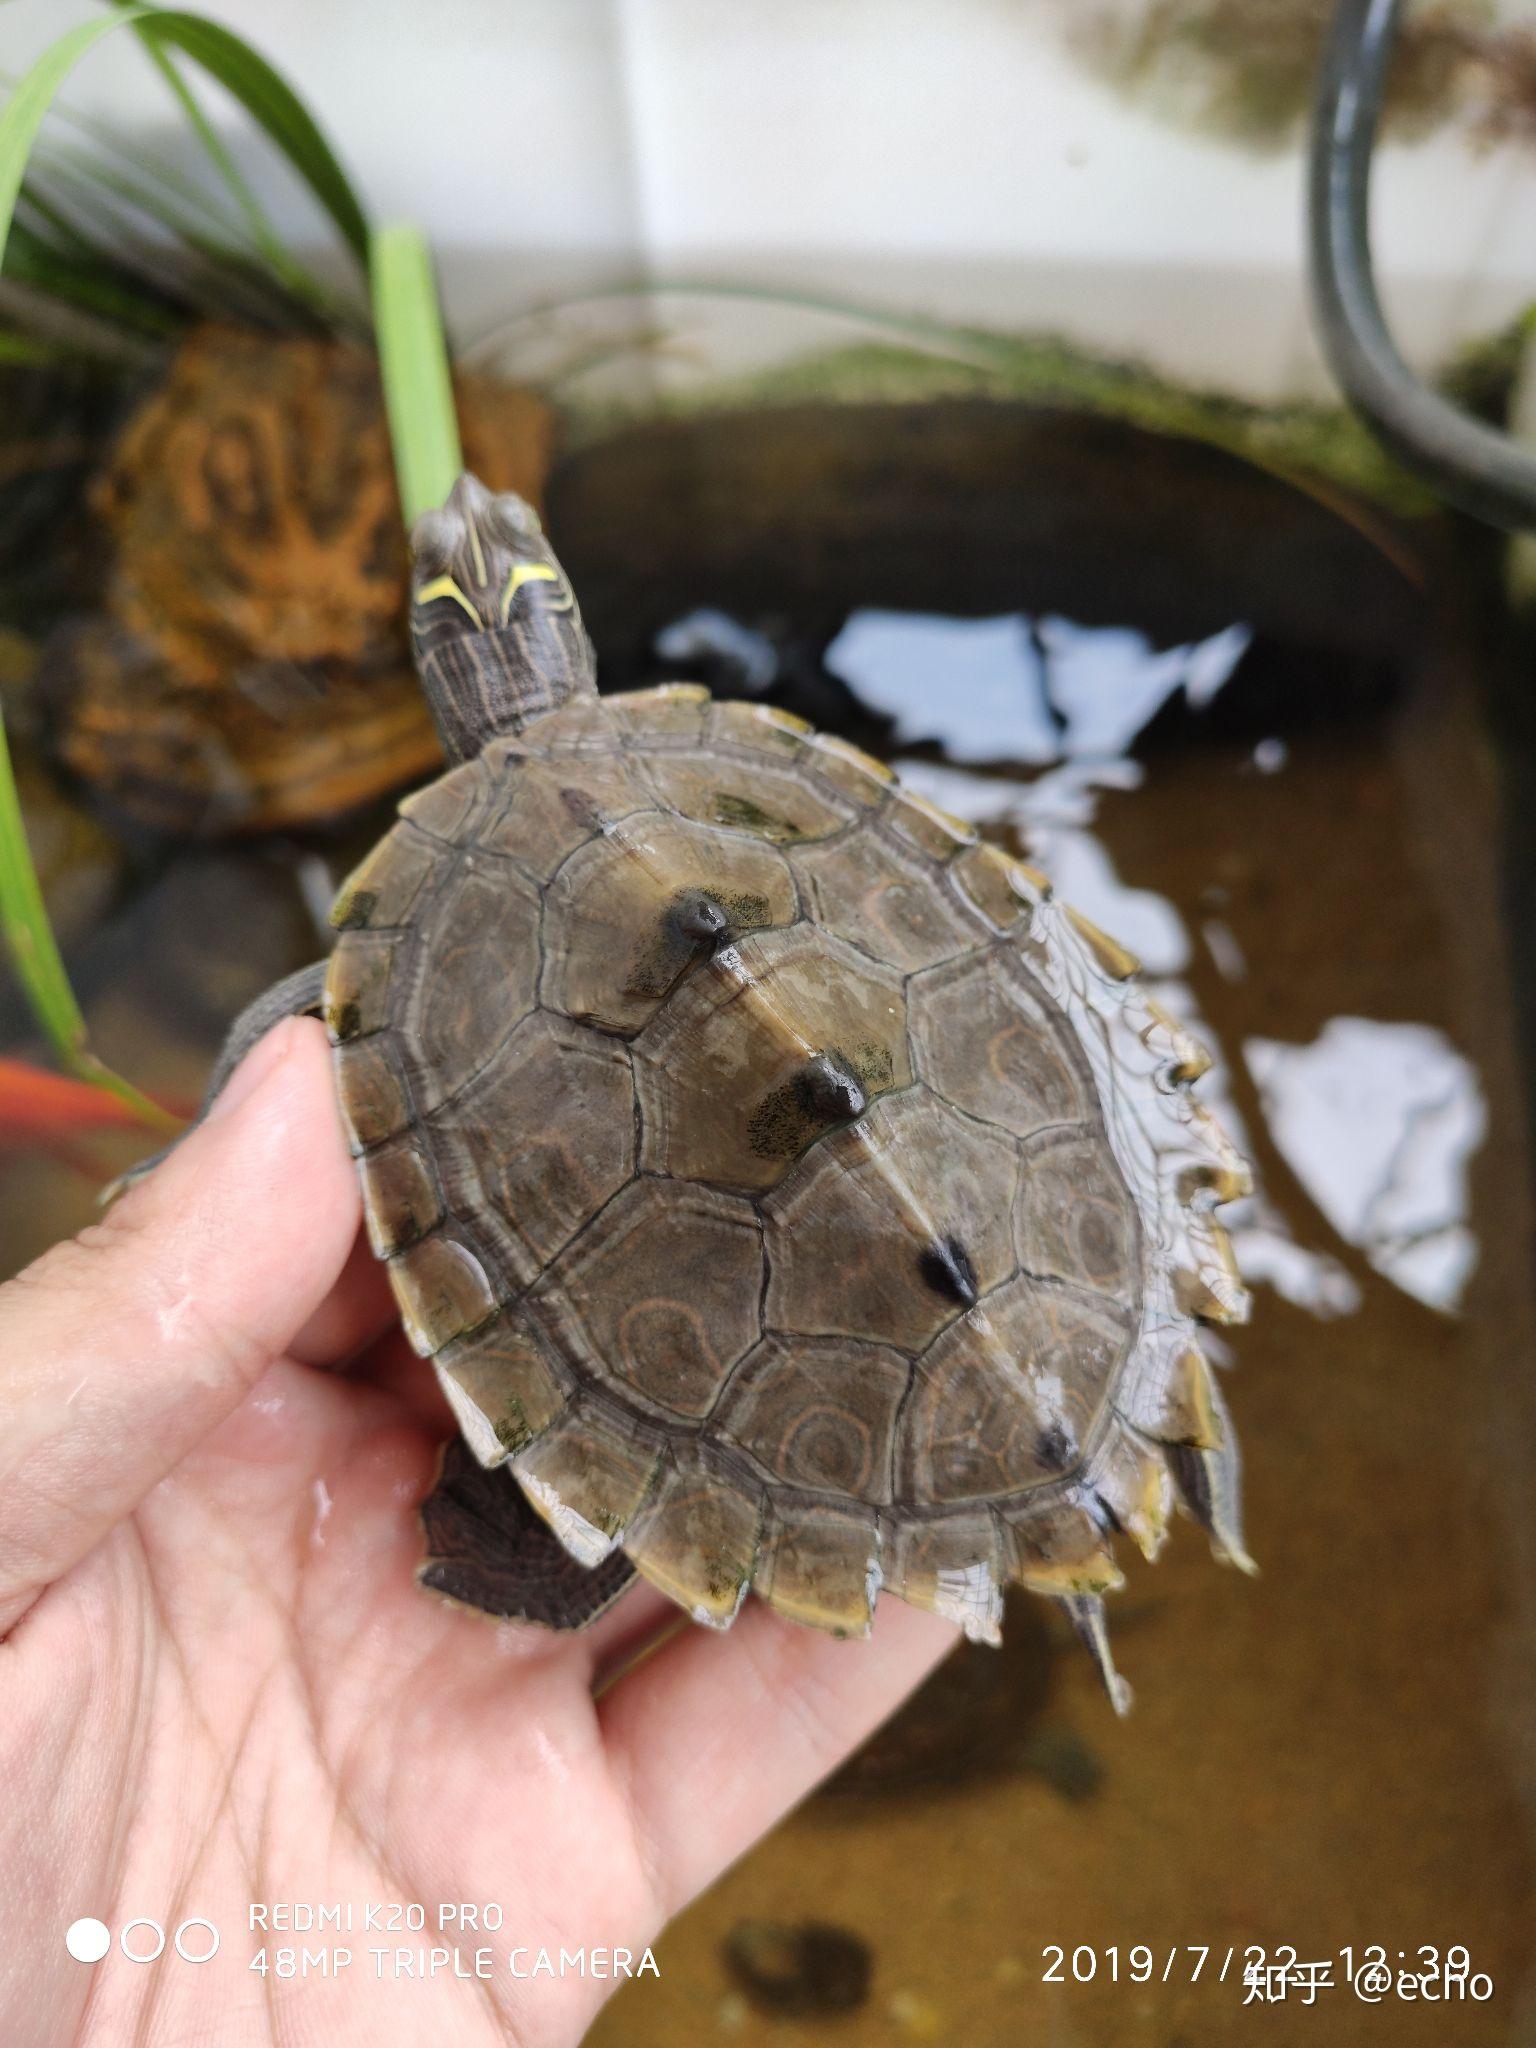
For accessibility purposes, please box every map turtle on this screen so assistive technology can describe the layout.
[183,475,1254,1709]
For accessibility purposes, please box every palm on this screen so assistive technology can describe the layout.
[0,1026,954,2047]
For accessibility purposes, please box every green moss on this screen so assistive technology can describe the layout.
[1071,0,1497,153]
[572,328,1439,518]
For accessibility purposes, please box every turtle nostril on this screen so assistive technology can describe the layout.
[798,1053,867,1126]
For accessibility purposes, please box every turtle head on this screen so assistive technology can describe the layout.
[408,474,597,761]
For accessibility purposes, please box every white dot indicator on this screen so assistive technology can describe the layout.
[65,1919,110,1964]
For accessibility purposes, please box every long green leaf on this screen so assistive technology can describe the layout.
[371,220,462,525]
[0,3,367,1124]
[109,7,369,267]
[6,214,181,335]
[0,711,172,1127]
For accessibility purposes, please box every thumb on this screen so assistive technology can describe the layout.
[0,1016,359,1635]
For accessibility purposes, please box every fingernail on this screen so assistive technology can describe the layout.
[203,1018,300,1128]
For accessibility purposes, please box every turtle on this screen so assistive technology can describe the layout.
[176,472,1255,1711]
[41,327,552,836]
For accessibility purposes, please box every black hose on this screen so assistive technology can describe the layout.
[1310,0,1536,531]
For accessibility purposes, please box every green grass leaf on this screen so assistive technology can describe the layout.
[103,3,368,267]
[0,2,367,1125]
[371,220,462,525]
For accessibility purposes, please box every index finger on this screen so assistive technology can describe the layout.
[598,1596,957,1918]
[0,1018,358,1635]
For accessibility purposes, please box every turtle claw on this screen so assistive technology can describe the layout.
[1058,1594,1134,1717]
[419,1437,635,1629]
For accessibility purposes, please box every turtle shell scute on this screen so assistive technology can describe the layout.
[326,681,1253,1652]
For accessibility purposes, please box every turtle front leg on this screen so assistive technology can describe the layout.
[108,958,331,1194]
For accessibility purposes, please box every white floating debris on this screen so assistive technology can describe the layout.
[889,756,1144,833]
[1033,832,1191,975]
[825,610,1056,763]
[654,608,779,693]
[1252,737,1288,774]
[1202,917,1247,982]
[1012,756,1145,828]
[1228,1224,1364,1319]
[1038,616,1250,758]
[827,609,1249,769]
[887,758,1035,825]
[1244,1018,1486,1315]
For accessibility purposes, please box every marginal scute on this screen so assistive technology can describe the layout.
[357,1136,442,1256]
[884,1512,1005,1644]
[433,1314,568,1465]
[540,810,798,1032]
[1141,996,1213,1085]
[794,827,979,972]
[403,859,541,1106]
[399,755,492,842]
[884,786,978,862]
[519,696,618,754]
[899,1276,1132,1505]
[1167,1370,1256,1573]
[606,682,711,747]
[803,731,896,808]
[330,821,441,931]
[1014,1125,1141,1301]
[762,1092,1017,1352]
[428,1010,635,1286]
[1065,905,1139,980]
[1173,1101,1254,1206]
[950,842,1032,931]
[1088,1421,1174,1561]
[1007,859,1051,903]
[753,1499,882,1638]
[1119,1335,1225,1451]
[323,931,398,1042]
[513,1402,663,1564]
[623,1446,762,1626]
[712,1334,910,1503]
[389,1230,498,1356]
[1003,1499,1124,1597]
[536,1178,763,1420]
[332,1035,411,1153]
[710,698,813,759]
[910,947,1092,1137]
[1172,1215,1250,1325]
[633,925,912,1194]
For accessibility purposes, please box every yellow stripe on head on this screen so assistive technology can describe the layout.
[415,574,482,623]
[499,560,560,622]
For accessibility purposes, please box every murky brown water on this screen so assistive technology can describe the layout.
[3,395,1532,2043]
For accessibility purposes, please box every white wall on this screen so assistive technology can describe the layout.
[10,0,1536,400]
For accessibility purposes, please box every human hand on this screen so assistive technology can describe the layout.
[0,1018,956,2047]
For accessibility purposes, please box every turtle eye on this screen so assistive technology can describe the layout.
[489,491,542,540]
[409,507,457,574]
